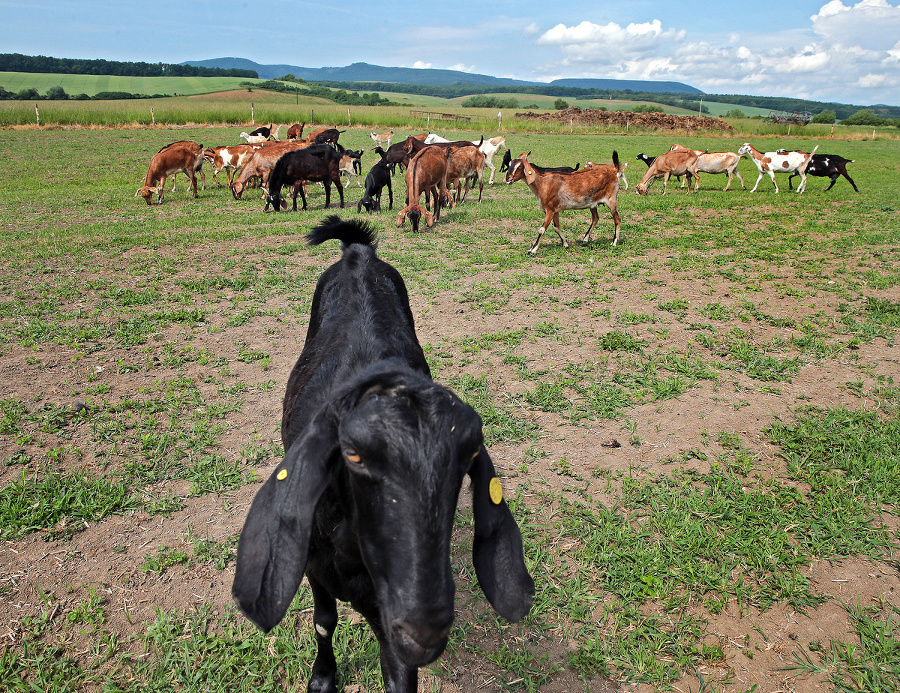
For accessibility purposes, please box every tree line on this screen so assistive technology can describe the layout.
[0,53,258,79]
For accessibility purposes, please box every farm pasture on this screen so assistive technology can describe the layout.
[0,126,898,692]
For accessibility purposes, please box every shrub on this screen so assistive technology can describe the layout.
[811,110,836,124]
[554,99,569,110]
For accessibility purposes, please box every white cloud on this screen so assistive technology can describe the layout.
[529,3,900,103]
[523,22,541,36]
[412,61,432,69]
[449,63,476,72]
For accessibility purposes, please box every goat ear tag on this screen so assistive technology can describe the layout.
[489,477,503,505]
[277,468,288,481]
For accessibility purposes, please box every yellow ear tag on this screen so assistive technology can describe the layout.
[277,469,288,481]
[489,477,503,505]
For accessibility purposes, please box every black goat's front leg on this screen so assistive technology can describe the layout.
[307,578,339,693]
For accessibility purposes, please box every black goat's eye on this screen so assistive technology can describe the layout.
[343,449,366,470]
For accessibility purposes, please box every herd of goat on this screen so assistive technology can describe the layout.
[132,122,861,691]
[136,121,859,254]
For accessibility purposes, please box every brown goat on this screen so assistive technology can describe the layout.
[286,123,305,140]
[135,140,204,205]
[635,150,700,195]
[507,151,623,254]
[230,140,309,200]
[396,147,451,232]
[444,146,485,204]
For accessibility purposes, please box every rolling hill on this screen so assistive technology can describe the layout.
[182,58,703,94]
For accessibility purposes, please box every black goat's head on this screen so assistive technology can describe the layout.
[233,364,533,666]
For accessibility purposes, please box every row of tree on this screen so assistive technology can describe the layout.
[0,86,168,100]
[0,53,257,78]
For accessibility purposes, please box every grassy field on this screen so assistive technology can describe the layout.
[0,71,263,97]
[0,125,899,692]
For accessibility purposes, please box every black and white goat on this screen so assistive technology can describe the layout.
[232,217,534,693]
[788,153,859,192]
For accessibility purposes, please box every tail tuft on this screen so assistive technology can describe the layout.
[307,216,378,249]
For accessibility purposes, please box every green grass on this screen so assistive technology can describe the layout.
[0,124,898,692]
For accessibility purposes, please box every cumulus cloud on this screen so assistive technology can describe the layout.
[449,63,476,73]
[530,2,900,103]
[412,61,432,70]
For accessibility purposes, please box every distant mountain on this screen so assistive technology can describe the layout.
[182,58,703,94]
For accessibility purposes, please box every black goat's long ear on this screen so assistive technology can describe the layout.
[469,446,535,623]
[231,410,338,633]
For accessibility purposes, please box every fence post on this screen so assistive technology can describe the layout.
[348,109,351,126]
[251,103,255,124]
[151,107,155,125]
[311,109,314,124]
[873,127,877,139]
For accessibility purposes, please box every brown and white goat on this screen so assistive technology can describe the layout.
[635,149,700,195]
[203,144,257,187]
[135,140,204,205]
[669,144,746,191]
[737,143,818,193]
[396,147,451,232]
[506,151,623,254]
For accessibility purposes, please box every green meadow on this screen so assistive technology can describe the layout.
[0,123,898,692]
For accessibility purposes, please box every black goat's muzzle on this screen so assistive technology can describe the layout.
[390,616,452,667]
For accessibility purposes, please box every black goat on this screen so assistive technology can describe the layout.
[232,217,534,693]
[314,128,345,146]
[788,153,859,192]
[263,144,345,212]
[499,148,512,173]
[357,154,393,213]
[376,143,411,175]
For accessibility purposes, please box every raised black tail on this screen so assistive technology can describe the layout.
[307,216,378,249]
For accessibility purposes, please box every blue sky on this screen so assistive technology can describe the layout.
[2,0,899,105]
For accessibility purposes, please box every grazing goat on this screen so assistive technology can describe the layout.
[232,217,534,693]
[262,143,345,212]
[788,153,858,192]
[396,146,451,232]
[506,151,624,253]
[169,152,206,192]
[635,149,700,195]
[135,140,204,205]
[357,154,393,213]
[230,141,309,200]
[370,130,394,149]
[499,149,512,173]
[636,152,690,188]
[737,142,818,193]
[286,123,305,140]
[669,144,746,191]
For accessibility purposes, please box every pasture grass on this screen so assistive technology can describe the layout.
[0,124,898,691]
